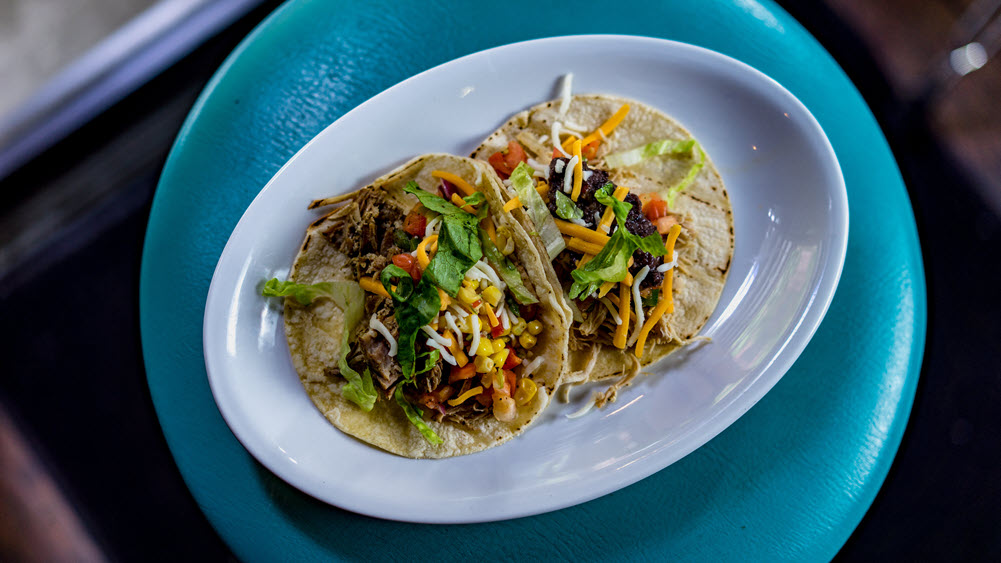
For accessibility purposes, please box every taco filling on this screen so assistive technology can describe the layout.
[263,154,568,457]
[473,93,732,393]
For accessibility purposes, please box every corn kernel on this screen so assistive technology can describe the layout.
[457,286,478,305]
[476,338,494,357]
[481,285,503,307]
[474,355,495,373]
[491,348,509,368]
[462,279,477,289]
[491,338,507,354]
[527,320,543,336]
[514,378,537,406]
[511,317,527,336]
[479,279,489,290]
[519,333,538,349]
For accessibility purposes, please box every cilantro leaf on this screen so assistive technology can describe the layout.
[642,289,661,308]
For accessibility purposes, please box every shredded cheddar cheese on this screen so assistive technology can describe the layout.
[417,234,438,270]
[571,139,583,201]
[565,237,604,256]
[634,223,682,357]
[580,104,630,147]
[555,219,610,245]
[360,276,389,298]
[450,193,474,212]
[432,170,476,196]
[483,301,499,328]
[482,216,497,245]
[447,386,484,407]
[503,196,521,212]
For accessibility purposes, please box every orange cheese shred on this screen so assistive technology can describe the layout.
[360,276,389,298]
[580,104,630,147]
[432,170,476,196]
[634,223,682,357]
[503,196,521,212]
[416,234,438,270]
[570,139,583,201]
[555,219,610,245]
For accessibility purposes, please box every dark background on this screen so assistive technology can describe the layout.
[0,1,998,560]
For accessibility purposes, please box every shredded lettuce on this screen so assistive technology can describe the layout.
[568,192,668,299]
[509,163,565,260]
[394,386,443,445]
[554,191,583,221]
[262,278,377,410]
[479,227,538,305]
[604,139,696,169]
[603,139,706,207]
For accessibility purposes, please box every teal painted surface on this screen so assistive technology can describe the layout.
[140,0,926,560]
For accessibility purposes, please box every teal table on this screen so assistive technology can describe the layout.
[140,0,925,560]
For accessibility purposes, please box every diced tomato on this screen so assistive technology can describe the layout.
[392,253,421,281]
[449,363,477,384]
[643,196,669,221]
[582,140,599,160]
[488,152,510,179]
[490,323,505,338]
[475,386,494,406]
[552,148,564,159]
[519,303,538,321]
[503,347,522,369]
[654,215,678,235]
[488,141,528,179]
[403,209,427,237]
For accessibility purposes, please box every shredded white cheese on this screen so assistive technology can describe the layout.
[657,251,677,272]
[474,166,483,187]
[468,314,481,356]
[499,304,511,330]
[521,356,544,377]
[561,121,587,136]
[450,304,469,318]
[369,315,398,356]
[474,260,505,290]
[426,337,457,366]
[582,170,593,181]
[566,397,596,419]
[628,266,650,347]
[538,134,549,144]
[527,158,549,179]
[569,216,588,226]
[552,122,570,157]
[444,311,462,338]
[563,155,579,193]
[425,215,442,236]
[600,297,622,325]
[421,325,452,348]
[558,73,573,115]
[554,159,565,174]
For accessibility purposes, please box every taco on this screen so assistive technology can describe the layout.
[263,154,569,458]
[472,94,733,402]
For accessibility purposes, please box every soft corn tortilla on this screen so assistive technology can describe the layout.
[472,95,733,385]
[283,154,570,458]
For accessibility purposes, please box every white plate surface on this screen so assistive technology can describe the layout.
[203,35,847,523]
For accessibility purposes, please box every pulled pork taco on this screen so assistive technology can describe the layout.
[263,154,569,458]
[472,94,733,403]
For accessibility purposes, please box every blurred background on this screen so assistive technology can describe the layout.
[1,0,998,561]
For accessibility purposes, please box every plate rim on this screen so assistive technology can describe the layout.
[201,33,849,523]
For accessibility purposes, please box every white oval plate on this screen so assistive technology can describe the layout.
[203,35,847,523]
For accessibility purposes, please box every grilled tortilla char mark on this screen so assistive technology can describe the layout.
[547,157,664,289]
